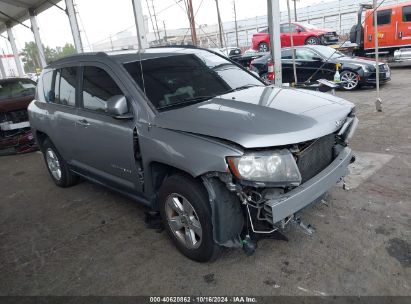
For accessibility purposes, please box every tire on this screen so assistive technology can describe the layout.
[349,24,364,45]
[258,42,269,52]
[159,174,220,262]
[340,70,360,90]
[42,139,79,187]
[305,36,320,45]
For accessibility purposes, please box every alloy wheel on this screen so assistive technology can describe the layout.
[165,193,203,249]
[306,37,319,45]
[258,43,268,52]
[341,71,359,90]
[46,148,62,181]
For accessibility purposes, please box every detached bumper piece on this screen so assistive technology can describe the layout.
[321,33,339,45]
[264,147,352,224]
[0,127,37,156]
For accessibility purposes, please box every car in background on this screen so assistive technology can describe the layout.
[252,22,339,52]
[0,78,37,155]
[249,45,391,90]
[209,47,241,58]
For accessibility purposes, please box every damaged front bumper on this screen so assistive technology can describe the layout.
[264,147,352,224]
[0,127,37,156]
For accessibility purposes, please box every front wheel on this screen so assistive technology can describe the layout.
[159,174,220,262]
[305,36,320,45]
[258,42,269,52]
[340,70,360,90]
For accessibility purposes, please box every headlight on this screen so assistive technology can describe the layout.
[227,149,301,186]
[358,64,371,72]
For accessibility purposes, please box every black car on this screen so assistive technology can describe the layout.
[250,45,391,90]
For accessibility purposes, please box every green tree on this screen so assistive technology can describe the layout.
[21,41,41,73]
[54,43,76,60]
[21,42,77,73]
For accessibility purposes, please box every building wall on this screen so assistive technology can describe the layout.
[0,54,22,78]
[92,0,410,51]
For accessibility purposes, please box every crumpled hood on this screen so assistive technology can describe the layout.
[154,86,354,148]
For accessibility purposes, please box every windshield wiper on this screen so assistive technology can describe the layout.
[224,84,260,94]
[157,95,214,110]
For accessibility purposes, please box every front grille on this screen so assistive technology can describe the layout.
[324,32,337,37]
[296,134,336,183]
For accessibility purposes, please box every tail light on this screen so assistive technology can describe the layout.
[267,59,275,81]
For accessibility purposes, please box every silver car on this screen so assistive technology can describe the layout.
[28,47,358,262]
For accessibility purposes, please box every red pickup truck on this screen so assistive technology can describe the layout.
[252,22,339,52]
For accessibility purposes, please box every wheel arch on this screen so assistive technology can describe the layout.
[147,161,244,248]
[35,130,49,152]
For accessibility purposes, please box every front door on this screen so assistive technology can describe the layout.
[398,5,411,46]
[72,64,142,193]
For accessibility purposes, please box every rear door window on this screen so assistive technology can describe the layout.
[281,49,292,59]
[81,66,124,112]
[54,67,77,106]
[403,6,411,22]
[374,9,392,25]
[296,48,318,60]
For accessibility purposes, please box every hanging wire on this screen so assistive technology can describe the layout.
[173,0,220,48]
[75,1,92,51]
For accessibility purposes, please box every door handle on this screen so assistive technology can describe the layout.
[77,119,90,127]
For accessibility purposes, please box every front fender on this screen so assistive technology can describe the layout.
[140,125,243,196]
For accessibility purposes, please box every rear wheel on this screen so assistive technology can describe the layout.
[159,174,220,262]
[341,70,360,90]
[42,139,79,187]
[258,42,269,52]
[305,36,320,45]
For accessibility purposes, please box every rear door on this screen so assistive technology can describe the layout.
[45,66,82,162]
[72,64,142,193]
[398,5,411,46]
[295,48,324,82]
[280,24,291,47]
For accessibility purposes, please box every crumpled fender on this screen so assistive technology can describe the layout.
[202,176,244,247]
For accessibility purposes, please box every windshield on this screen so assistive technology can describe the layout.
[314,46,345,59]
[0,79,36,101]
[123,50,263,111]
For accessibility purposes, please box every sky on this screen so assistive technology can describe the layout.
[0,0,335,53]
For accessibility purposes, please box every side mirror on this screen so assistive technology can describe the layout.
[106,95,131,118]
[312,56,323,61]
[296,28,302,33]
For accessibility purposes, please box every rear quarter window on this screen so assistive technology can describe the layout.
[42,70,54,102]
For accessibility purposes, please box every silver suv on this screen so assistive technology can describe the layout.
[28,47,358,262]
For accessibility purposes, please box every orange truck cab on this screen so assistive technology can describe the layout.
[350,1,411,56]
